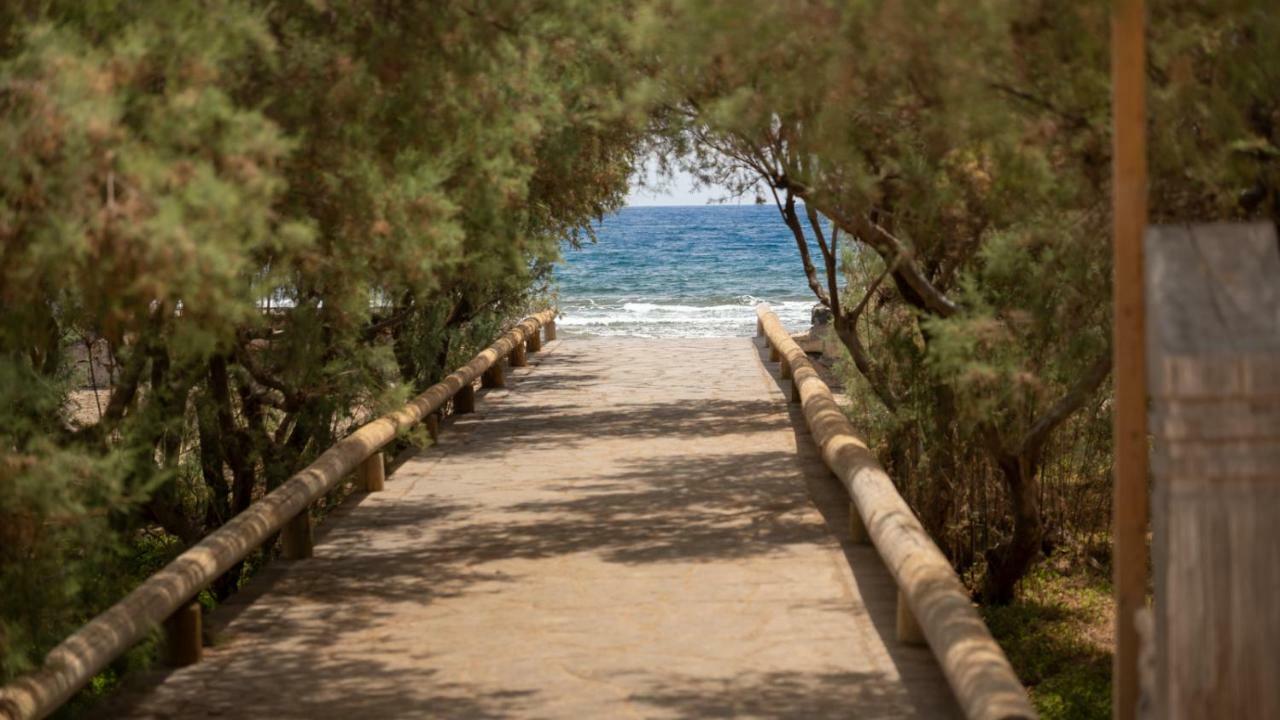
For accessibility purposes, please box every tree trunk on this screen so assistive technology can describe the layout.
[981,452,1044,604]
[207,355,258,598]
[832,315,899,412]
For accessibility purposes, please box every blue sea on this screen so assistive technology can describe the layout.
[554,205,817,337]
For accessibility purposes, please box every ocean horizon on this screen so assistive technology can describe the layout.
[554,205,816,337]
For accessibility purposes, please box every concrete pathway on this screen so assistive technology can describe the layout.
[110,337,961,719]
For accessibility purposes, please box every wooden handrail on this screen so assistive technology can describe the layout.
[0,309,557,720]
[756,304,1036,720]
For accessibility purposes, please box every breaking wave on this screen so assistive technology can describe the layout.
[558,296,814,338]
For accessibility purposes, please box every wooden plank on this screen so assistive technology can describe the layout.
[1110,1,1148,718]
[1145,223,1280,720]
[756,304,1036,720]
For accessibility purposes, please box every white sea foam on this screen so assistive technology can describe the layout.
[558,298,815,338]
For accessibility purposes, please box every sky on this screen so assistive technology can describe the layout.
[624,157,764,207]
[625,167,734,206]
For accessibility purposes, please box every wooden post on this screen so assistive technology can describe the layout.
[163,601,202,667]
[360,451,384,492]
[425,412,440,442]
[849,500,869,544]
[510,341,527,367]
[769,344,781,363]
[789,378,801,404]
[482,361,505,388]
[526,330,542,353]
[281,510,313,560]
[1111,1,1148,718]
[757,317,765,337]
[896,590,926,646]
[544,319,557,341]
[780,356,792,379]
[454,382,476,414]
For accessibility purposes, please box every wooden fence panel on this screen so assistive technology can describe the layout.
[1145,223,1280,719]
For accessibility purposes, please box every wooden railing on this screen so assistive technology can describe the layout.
[0,310,558,720]
[756,305,1036,720]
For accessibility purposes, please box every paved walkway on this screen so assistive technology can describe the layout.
[111,337,961,719]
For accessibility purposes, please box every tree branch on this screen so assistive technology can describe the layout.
[773,187,830,307]
[817,202,959,318]
[1019,350,1113,459]
[804,205,842,319]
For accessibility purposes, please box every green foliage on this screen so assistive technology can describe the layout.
[5,0,1277,708]
[634,0,1279,603]
[982,567,1113,719]
[0,0,642,692]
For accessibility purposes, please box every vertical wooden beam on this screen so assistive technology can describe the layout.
[780,356,792,379]
[526,329,542,353]
[425,412,440,442]
[454,382,475,414]
[482,361,505,388]
[769,344,781,363]
[281,510,313,560]
[1111,1,1148,718]
[757,317,765,337]
[896,590,926,646]
[360,451,384,492]
[510,341,527,367]
[849,500,869,544]
[163,601,202,667]
[544,319,557,342]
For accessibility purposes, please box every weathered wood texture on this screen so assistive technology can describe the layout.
[757,305,1036,720]
[0,311,556,720]
[1145,223,1280,720]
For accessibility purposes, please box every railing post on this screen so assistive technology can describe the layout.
[482,360,505,388]
[526,329,542,353]
[848,500,869,544]
[163,601,202,667]
[510,341,527,367]
[769,343,781,363]
[896,590,926,645]
[780,356,792,379]
[281,510,313,560]
[757,318,765,337]
[454,382,476,414]
[544,319,557,341]
[425,411,440,441]
[360,451,385,492]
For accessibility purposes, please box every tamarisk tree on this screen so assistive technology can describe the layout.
[636,0,1279,602]
[0,0,641,682]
